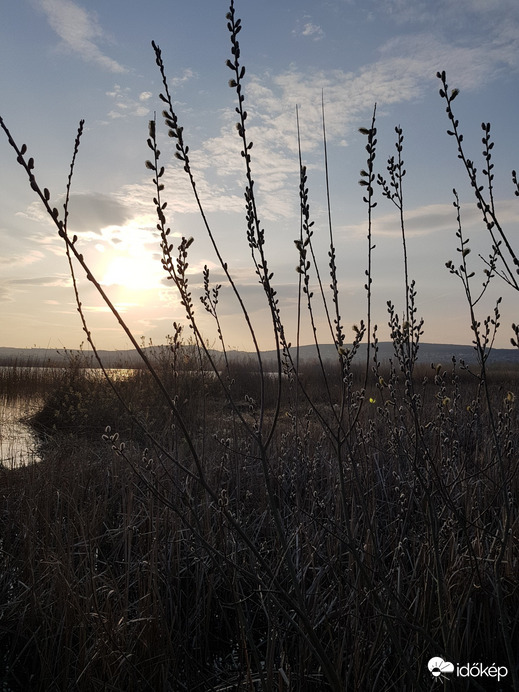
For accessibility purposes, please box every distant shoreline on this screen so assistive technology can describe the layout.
[1,342,519,369]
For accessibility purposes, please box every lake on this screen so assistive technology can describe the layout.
[0,396,41,467]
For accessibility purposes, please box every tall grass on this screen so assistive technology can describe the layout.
[1,2,518,690]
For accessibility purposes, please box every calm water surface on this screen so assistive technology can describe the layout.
[0,367,137,467]
[0,396,41,467]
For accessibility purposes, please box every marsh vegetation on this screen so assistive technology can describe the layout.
[1,2,518,689]
[1,357,518,691]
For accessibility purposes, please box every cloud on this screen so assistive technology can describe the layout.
[0,250,44,267]
[7,275,71,287]
[40,0,126,73]
[301,23,325,41]
[0,282,11,301]
[63,192,131,234]
[184,12,519,223]
[0,274,70,303]
[293,17,325,41]
[22,192,134,235]
[106,85,151,119]
[338,198,519,241]
[198,119,298,220]
[120,159,246,219]
[88,18,512,234]
[377,32,519,88]
[30,1,519,247]
[378,0,519,25]
[169,68,196,89]
[376,0,519,71]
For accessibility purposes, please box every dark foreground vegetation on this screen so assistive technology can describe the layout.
[1,1,519,689]
[1,356,518,691]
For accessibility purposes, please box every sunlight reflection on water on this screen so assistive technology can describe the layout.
[0,397,41,467]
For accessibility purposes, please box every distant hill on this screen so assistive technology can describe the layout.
[0,346,138,368]
[260,342,519,368]
[1,342,518,369]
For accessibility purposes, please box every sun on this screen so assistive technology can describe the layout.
[100,252,163,294]
[95,224,167,303]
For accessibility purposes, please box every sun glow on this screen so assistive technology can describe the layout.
[98,225,164,296]
[95,222,165,297]
[102,255,162,292]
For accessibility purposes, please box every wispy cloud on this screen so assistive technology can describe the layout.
[69,23,507,236]
[7,275,71,287]
[17,0,519,271]
[301,23,325,41]
[0,274,71,303]
[122,160,245,218]
[0,282,12,302]
[106,85,151,119]
[168,68,196,89]
[292,16,325,41]
[377,0,519,70]
[0,250,44,267]
[175,13,519,224]
[378,0,519,25]
[337,198,519,241]
[40,0,126,73]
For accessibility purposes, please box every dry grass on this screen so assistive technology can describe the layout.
[1,360,517,691]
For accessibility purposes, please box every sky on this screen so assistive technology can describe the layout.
[1,0,519,354]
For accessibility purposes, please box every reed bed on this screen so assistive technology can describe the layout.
[0,361,517,690]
